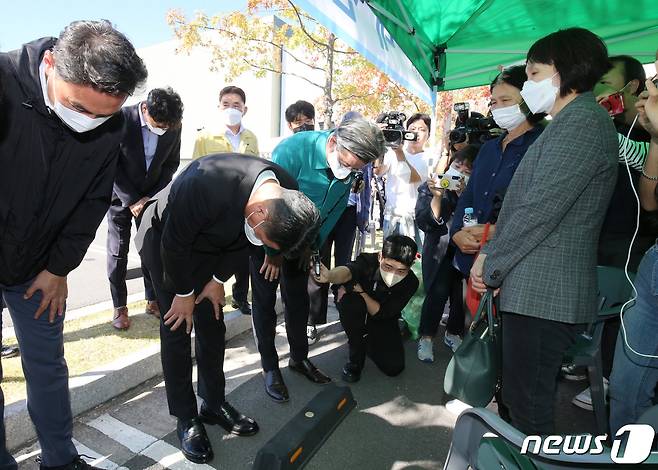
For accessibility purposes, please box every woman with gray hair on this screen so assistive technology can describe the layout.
[251,117,385,403]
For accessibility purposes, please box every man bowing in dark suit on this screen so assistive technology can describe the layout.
[135,154,320,464]
[108,87,184,329]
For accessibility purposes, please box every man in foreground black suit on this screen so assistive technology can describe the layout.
[135,154,319,464]
[108,87,183,329]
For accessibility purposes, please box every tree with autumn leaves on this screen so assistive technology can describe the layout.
[167,0,432,128]
[167,0,491,148]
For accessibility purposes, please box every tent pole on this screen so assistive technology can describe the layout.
[445,59,526,82]
[605,27,658,45]
[446,48,527,54]
[366,2,412,34]
[394,0,436,85]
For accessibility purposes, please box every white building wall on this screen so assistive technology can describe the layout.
[129,29,325,160]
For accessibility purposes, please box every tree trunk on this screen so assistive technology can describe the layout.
[323,33,336,129]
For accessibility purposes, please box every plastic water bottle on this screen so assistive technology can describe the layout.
[463,207,477,227]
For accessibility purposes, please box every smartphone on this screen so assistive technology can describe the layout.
[599,92,625,116]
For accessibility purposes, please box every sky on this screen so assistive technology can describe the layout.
[0,0,248,51]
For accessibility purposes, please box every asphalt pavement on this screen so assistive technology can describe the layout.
[1,216,146,331]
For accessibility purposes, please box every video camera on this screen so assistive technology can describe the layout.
[377,111,418,148]
[449,102,498,145]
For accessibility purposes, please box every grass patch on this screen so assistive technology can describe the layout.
[0,230,386,406]
[2,300,161,405]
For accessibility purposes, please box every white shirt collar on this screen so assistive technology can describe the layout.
[138,102,147,128]
[39,60,53,110]
[225,124,245,137]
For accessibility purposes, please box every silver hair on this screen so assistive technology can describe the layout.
[334,117,386,163]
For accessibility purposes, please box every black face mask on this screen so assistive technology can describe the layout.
[292,123,315,133]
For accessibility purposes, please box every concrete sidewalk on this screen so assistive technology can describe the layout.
[13,306,460,469]
[9,302,600,469]
[5,286,258,453]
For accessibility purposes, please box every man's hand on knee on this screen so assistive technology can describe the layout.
[25,270,68,323]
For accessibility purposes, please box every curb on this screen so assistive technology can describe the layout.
[6,305,263,452]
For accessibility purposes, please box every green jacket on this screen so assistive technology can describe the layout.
[272,130,352,249]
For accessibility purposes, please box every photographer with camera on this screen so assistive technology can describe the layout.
[314,235,419,382]
[415,145,478,361]
[448,104,499,154]
[374,113,431,245]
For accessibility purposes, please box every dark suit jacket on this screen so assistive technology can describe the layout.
[113,104,181,207]
[135,154,298,295]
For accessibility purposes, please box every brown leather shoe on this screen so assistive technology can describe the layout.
[145,300,161,318]
[112,307,131,330]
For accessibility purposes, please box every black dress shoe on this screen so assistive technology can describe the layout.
[289,358,332,384]
[263,369,289,402]
[200,401,259,436]
[342,362,362,383]
[0,344,19,359]
[176,417,213,464]
[39,455,102,469]
[231,299,252,315]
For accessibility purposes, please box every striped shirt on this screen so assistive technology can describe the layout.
[617,133,649,171]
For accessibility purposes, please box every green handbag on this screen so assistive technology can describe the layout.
[444,289,501,408]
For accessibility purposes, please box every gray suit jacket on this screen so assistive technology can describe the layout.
[482,92,618,324]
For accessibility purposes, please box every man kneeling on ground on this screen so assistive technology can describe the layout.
[314,235,419,382]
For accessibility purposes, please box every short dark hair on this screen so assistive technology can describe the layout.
[340,110,362,125]
[382,235,417,267]
[527,27,612,97]
[285,100,315,123]
[406,113,431,130]
[450,144,479,168]
[146,87,184,128]
[53,20,147,96]
[264,189,320,259]
[610,55,647,96]
[491,65,546,125]
[219,85,246,104]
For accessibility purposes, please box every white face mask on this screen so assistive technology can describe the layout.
[380,267,406,287]
[244,210,265,246]
[445,165,470,186]
[520,73,559,115]
[52,101,111,133]
[147,121,167,136]
[40,66,111,133]
[327,149,353,180]
[491,104,527,131]
[223,107,243,127]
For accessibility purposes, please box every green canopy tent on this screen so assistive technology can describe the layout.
[364,0,658,92]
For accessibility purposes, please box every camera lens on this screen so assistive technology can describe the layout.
[449,129,466,144]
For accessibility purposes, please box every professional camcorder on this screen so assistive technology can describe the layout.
[449,102,498,145]
[377,111,418,148]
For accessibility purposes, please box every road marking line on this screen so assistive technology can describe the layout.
[87,414,214,469]
[87,414,157,454]
[72,439,128,470]
[141,440,214,470]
